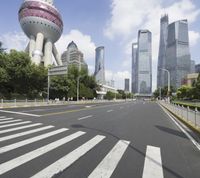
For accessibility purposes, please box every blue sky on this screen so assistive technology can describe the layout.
[0,0,200,90]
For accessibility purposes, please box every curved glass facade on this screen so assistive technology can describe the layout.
[94,47,105,85]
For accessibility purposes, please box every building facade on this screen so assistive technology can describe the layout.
[124,78,130,92]
[137,30,152,95]
[165,20,191,89]
[94,46,105,85]
[157,15,169,88]
[61,41,88,71]
[131,43,138,93]
[190,60,196,73]
[195,64,200,73]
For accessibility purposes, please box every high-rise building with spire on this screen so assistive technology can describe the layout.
[157,15,169,88]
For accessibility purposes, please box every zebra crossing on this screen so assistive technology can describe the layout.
[0,115,164,178]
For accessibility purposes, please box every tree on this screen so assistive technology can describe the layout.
[193,73,200,99]
[176,85,193,99]
[105,91,115,100]
[0,41,6,54]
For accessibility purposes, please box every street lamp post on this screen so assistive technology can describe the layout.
[160,68,170,102]
[47,69,50,102]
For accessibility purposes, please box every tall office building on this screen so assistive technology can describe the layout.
[131,43,138,93]
[124,78,130,92]
[61,41,88,71]
[195,64,200,73]
[157,15,169,88]
[165,20,191,89]
[190,60,196,73]
[94,46,105,84]
[137,30,152,94]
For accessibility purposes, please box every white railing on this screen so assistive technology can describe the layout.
[159,101,200,128]
[0,99,126,109]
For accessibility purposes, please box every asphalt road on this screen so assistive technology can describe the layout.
[0,101,199,178]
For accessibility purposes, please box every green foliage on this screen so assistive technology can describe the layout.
[0,41,6,54]
[0,50,47,99]
[105,91,115,100]
[49,65,98,100]
[153,86,176,98]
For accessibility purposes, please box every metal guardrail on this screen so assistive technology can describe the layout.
[160,101,200,128]
[0,99,127,108]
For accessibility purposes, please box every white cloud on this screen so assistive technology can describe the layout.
[189,31,200,46]
[0,32,28,51]
[105,69,131,89]
[56,29,96,62]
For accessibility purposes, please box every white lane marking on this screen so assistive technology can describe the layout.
[0,110,41,117]
[0,125,54,142]
[0,119,22,125]
[0,128,68,154]
[0,118,14,121]
[88,140,130,178]
[31,135,105,178]
[0,131,85,175]
[0,121,31,129]
[0,123,42,134]
[78,115,93,120]
[159,104,200,151]
[107,110,113,113]
[85,106,92,108]
[0,116,6,119]
[142,146,163,178]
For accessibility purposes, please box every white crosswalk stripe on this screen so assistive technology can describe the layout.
[0,125,54,142]
[31,135,106,178]
[0,119,22,125]
[0,118,164,178]
[0,131,86,175]
[0,121,32,128]
[0,116,6,119]
[142,145,164,178]
[88,140,130,178]
[0,128,69,154]
[0,123,42,134]
[0,118,14,121]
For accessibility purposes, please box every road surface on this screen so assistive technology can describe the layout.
[0,101,199,178]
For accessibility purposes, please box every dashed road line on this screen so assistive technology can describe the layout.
[107,110,113,113]
[78,115,93,120]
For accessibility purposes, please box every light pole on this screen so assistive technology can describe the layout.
[160,68,170,102]
[47,69,50,102]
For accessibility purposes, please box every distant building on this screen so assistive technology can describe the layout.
[94,46,105,85]
[131,43,138,93]
[182,73,199,86]
[165,19,191,89]
[190,60,196,73]
[195,64,200,73]
[157,15,169,88]
[124,79,130,92]
[61,41,88,71]
[137,30,152,95]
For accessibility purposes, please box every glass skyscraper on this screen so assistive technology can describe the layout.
[131,43,138,93]
[165,20,191,89]
[132,30,152,95]
[157,15,169,88]
[94,46,105,85]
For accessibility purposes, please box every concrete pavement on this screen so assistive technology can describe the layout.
[0,101,199,178]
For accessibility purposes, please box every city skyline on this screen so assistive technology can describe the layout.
[0,0,200,90]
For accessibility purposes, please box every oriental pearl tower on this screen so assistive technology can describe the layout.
[18,0,63,67]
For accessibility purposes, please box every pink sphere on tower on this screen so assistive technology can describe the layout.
[18,0,63,66]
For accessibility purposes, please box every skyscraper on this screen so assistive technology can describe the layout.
[131,43,138,93]
[61,41,88,71]
[124,78,130,92]
[165,20,191,89]
[94,46,105,85]
[157,15,169,88]
[137,30,152,94]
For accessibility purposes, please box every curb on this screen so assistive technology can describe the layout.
[160,103,200,135]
